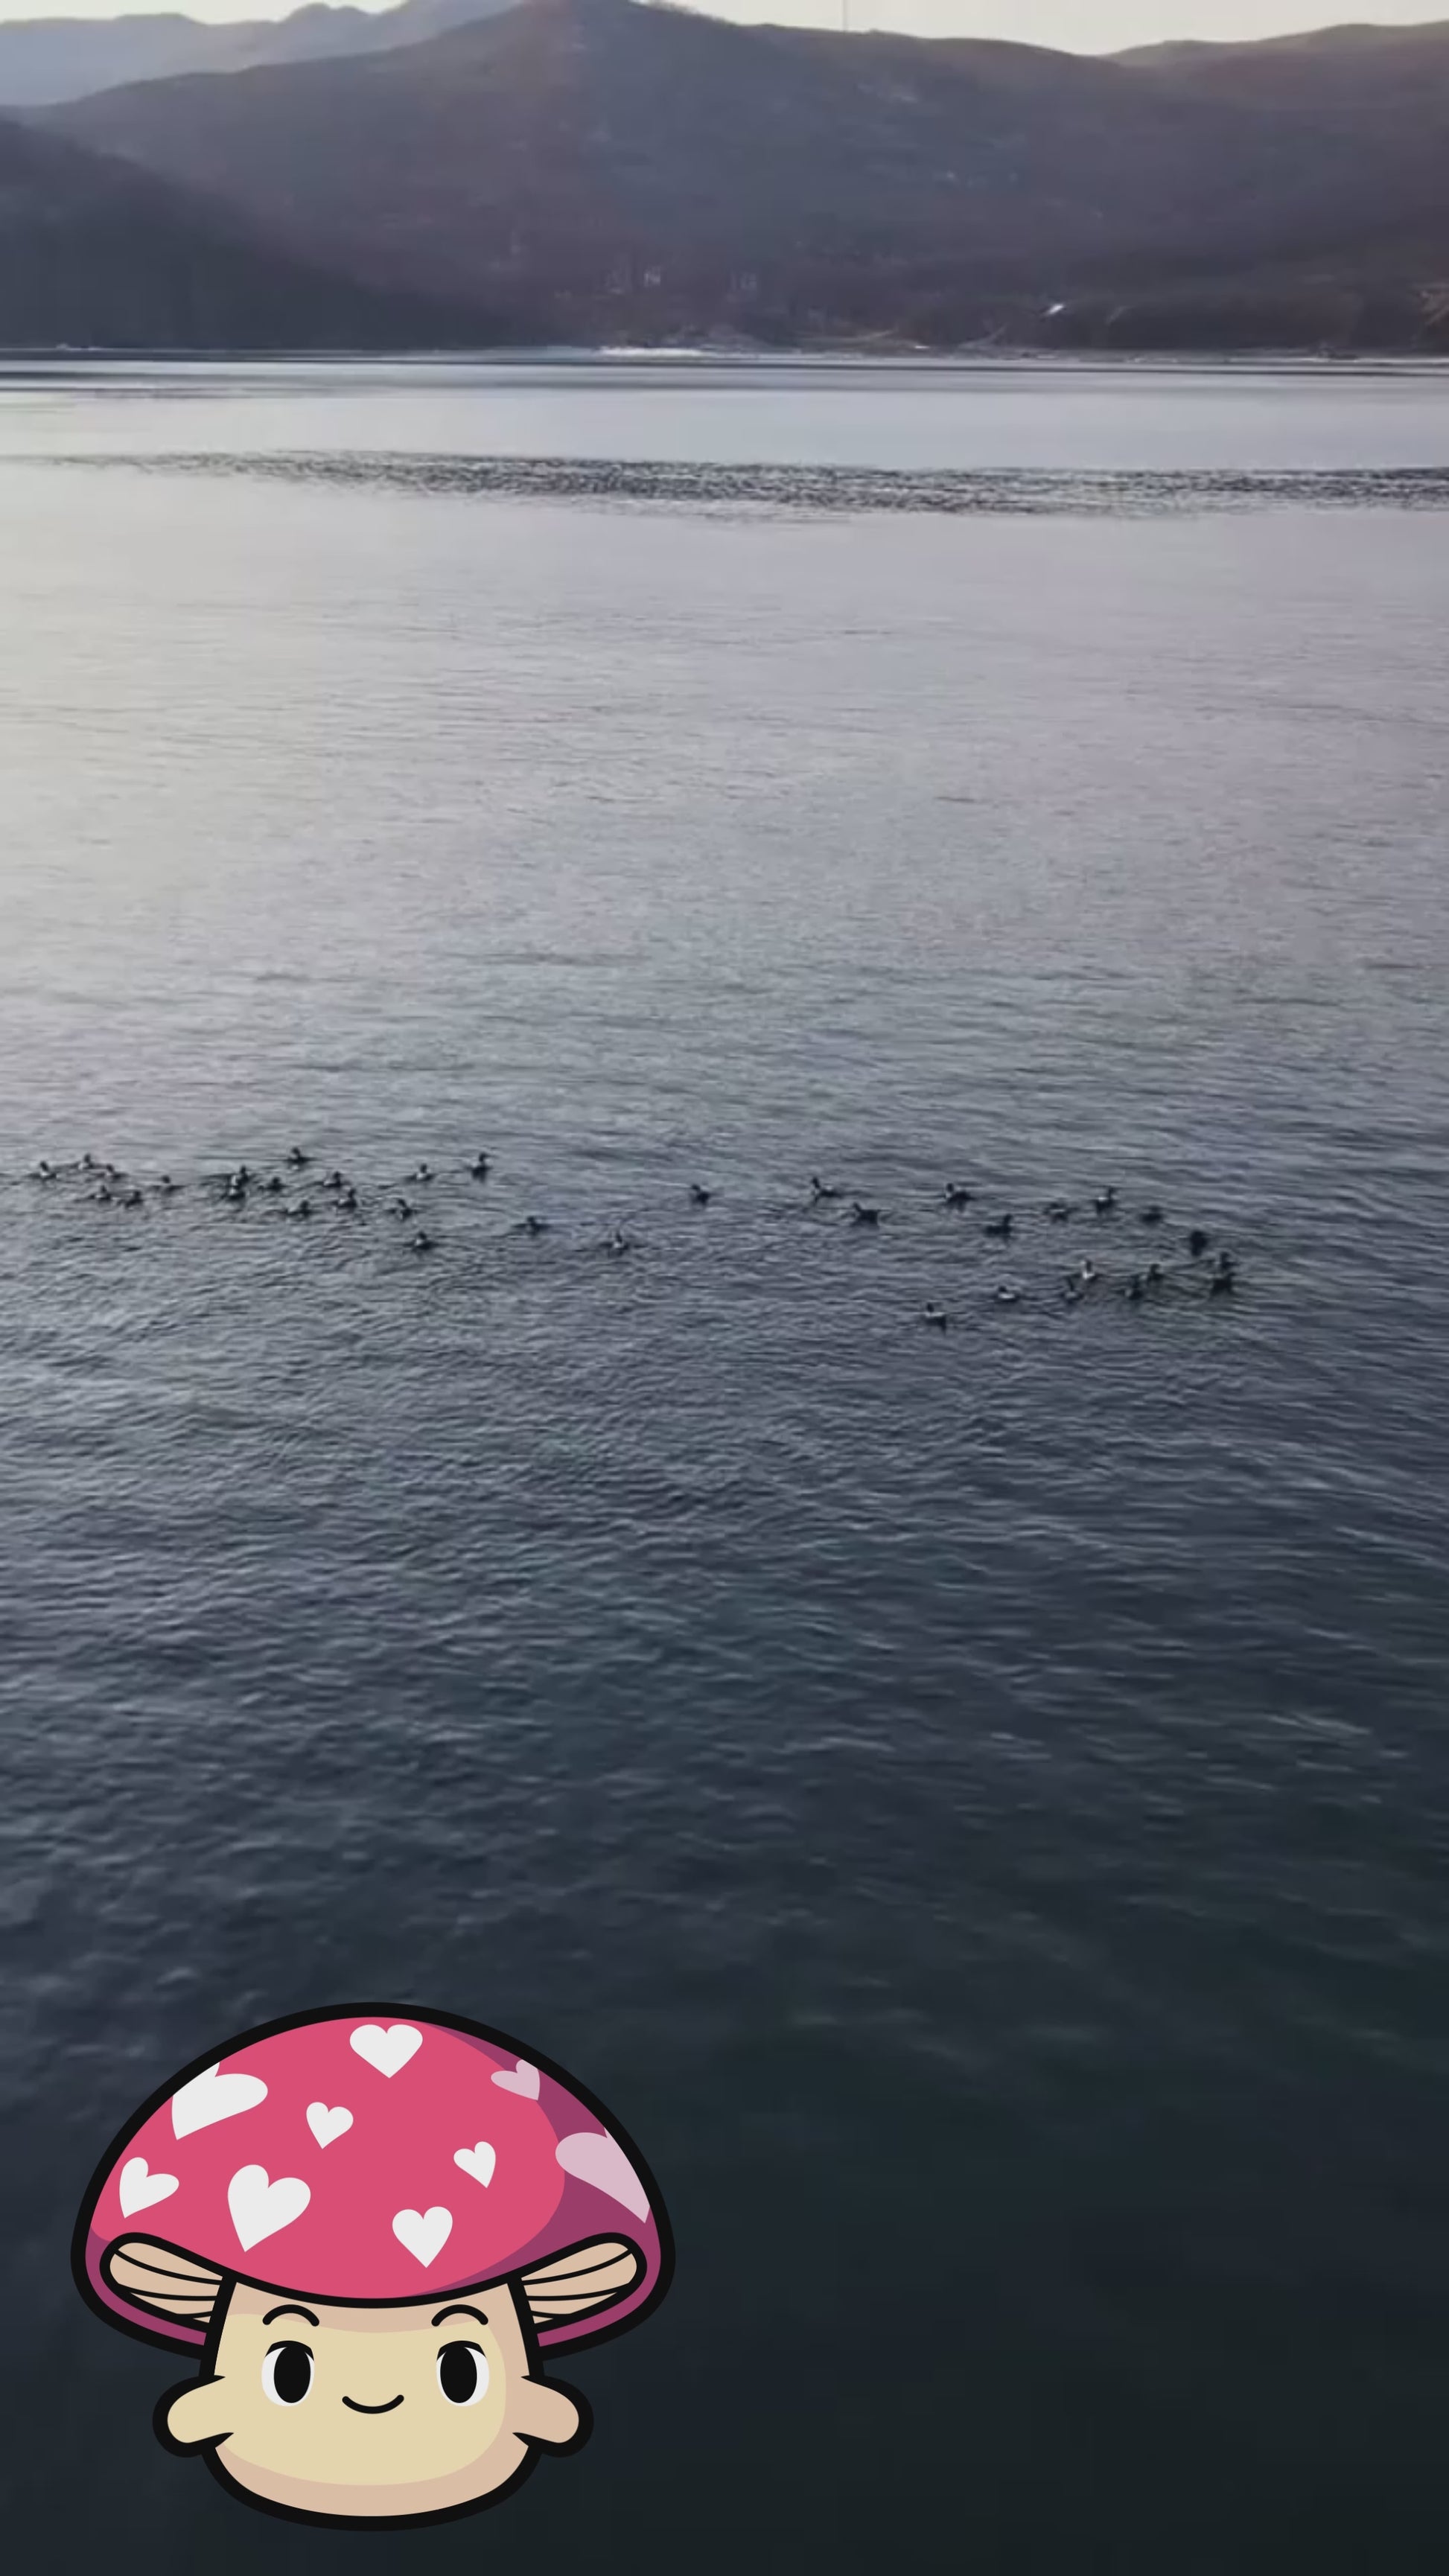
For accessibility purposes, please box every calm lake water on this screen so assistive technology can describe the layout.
[1,360,1447,2571]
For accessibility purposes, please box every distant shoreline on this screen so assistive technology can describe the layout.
[4,345,1449,375]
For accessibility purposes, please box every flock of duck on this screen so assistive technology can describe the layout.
[22,1149,1241,1319]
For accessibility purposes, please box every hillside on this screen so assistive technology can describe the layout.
[0,0,516,110]
[0,112,497,348]
[39,1,1449,351]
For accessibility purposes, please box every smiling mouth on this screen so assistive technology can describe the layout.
[341,2394,404,2414]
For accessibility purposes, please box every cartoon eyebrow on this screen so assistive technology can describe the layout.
[262,2304,320,2328]
[431,2303,488,2330]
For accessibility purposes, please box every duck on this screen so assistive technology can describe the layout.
[156,1173,178,1196]
[1124,1273,1147,1304]
[91,1184,114,1205]
[1208,1264,1236,1297]
[605,1227,635,1256]
[286,1198,312,1220]
[1071,1260,1100,1287]
[984,1213,1013,1240]
[689,1183,713,1207]
[1188,1228,1211,1259]
[122,1188,144,1211]
[1139,1205,1165,1227]
[1044,1199,1074,1222]
[409,1230,435,1254]
[1146,1261,1165,1286]
[922,1303,950,1330]
[31,1158,57,1182]
[850,1201,882,1227]
[809,1175,841,1202]
[284,1147,309,1170]
[409,1162,434,1185]
[470,1153,491,1179]
[322,1169,345,1193]
[340,1187,360,1214]
[517,1215,549,1238]
[390,1196,415,1222]
[993,1285,1022,1307]
[943,1184,972,1211]
[1094,1188,1118,1216]
[263,1174,284,1196]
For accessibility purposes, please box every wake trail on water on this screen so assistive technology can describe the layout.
[47,453,1449,515]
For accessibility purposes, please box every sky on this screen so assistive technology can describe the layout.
[0,0,1445,48]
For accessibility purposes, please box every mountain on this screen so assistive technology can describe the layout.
[41,1,1449,351]
[0,111,499,347]
[0,0,518,111]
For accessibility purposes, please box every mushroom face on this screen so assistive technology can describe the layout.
[164,2277,580,2523]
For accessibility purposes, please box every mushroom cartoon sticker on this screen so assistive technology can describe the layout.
[73,2004,672,2529]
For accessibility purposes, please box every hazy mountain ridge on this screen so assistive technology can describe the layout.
[0,108,497,347]
[0,0,516,109]
[20,4,1449,352]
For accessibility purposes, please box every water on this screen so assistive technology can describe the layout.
[1,359,1447,2571]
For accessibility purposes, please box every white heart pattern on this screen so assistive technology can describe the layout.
[491,2059,540,2100]
[350,2024,423,2079]
[171,2062,268,2140]
[453,2141,497,2189]
[119,2156,179,2217]
[306,2102,354,2149]
[228,2164,311,2253]
[555,2129,650,2222]
[392,2205,453,2268]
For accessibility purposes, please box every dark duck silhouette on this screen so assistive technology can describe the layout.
[850,1201,882,1227]
[689,1184,713,1207]
[943,1184,972,1211]
[984,1213,1013,1240]
[809,1175,841,1202]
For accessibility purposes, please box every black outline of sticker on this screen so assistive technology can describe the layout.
[71,2000,674,2532]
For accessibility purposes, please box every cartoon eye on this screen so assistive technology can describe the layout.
[436,2341,490,2406]
[262,2341,313,2406]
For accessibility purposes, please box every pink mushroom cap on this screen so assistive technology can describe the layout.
[76,2006,669,2353]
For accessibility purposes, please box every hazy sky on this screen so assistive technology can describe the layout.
[1,0,1445,48]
